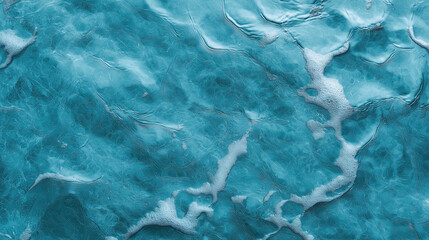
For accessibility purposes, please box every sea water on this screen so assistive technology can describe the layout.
[0,0,428,239]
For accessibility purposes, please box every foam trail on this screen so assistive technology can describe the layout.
[296,42,352,139]
[244,110,264,124]
[105,237,118,240]
[0,233,11,239]
[28,173,101,191]
[290,142,359,210]
[409,26,429,51]
[306,120,325,140]
[19,226,31,240]
[231,195,248,204]
[264,42,362,239]
[125,132,249,239]
[124,196,213,239]
[263,201,314,240]
[187,131,249,203]
[0,27,37,69]
[263,190,276,203]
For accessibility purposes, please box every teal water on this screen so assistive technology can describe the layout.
[0,0,428,239]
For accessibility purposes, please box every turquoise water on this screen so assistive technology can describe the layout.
[0,0,428,239]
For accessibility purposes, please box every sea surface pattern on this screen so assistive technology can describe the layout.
[0,0,428,239]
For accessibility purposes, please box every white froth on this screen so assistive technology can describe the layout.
[182,142,187,150]
[245,110,264,124]
[126,133,250,238]
[105,237,118,240]
[187,132,249,203]
[409,26,429,51]
[231,195,248,204]
[19,226,31,240]
[297,42,352,138]
[290,141,359,210]
[264,42,363,239]
[306,120,325,140]
[335,142,359,178]
[124,197,213,239]
[263,190,276,203]
[28,173,100,191]
[294,43,359,209]
[0,27,37,69]
[263,200,314,240]
[0,233,11,239]
[171,190,181,198]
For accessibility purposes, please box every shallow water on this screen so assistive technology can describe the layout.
[0,0,428,239]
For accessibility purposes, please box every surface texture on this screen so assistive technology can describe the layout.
[0,0,428,239]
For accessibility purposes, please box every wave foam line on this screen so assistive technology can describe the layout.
[263,42,364,240]
[125,131,249,239]
[0,27,37,69]
[187,131,249,203]
[28,173,101,191]
[409,26,429,51]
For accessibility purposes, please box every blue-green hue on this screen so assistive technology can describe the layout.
[0,0,428,239]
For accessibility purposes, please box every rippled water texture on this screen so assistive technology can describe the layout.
[0,0,428,239]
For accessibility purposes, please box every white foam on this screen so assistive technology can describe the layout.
[182,142,187,151]
[125,132,250,237]
[19,226,31,240]
[297,42,352,139]
[126,133,250,238]
[290,142,359,210]
[409,26,429,51]
[28,173,101,191]
[263,200,314,240]
[263,190,276,203]
[294,43,359,209]
[306,120,325,140]
[171,190,181,198]
[0,233,11,239]
[124,197,213,239]
[264,43,363,239]
[231,195,248,204]
[187,132,249,203]
[0,27,37,69]
[105,237,118,240]
[245,110,264,124]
